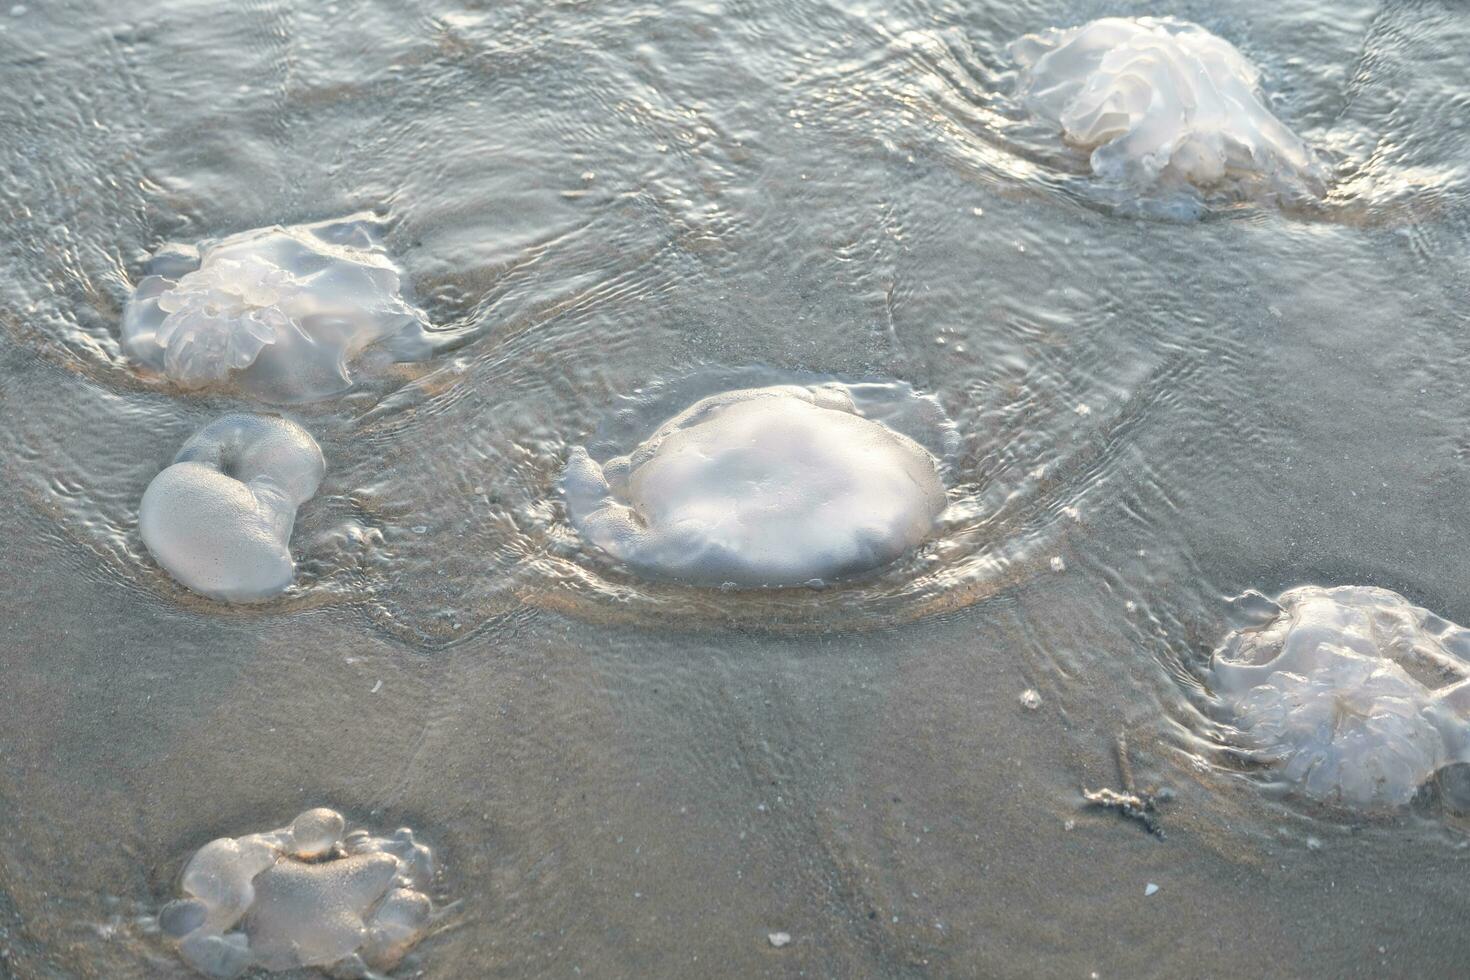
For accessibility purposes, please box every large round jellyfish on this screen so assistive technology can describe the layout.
[139,413,324,603]
[563,383,948,586]
[1009,17,1324,204]
[122,213,433,402]
[1211,586,1470,808]
[159,808,437,979]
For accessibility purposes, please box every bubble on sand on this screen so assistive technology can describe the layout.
[122,213,433,402]
[161,808,436,978]
[1009,18,1324,214]
[563,383,949,587]
[1211,586,1470,808]
[139,413,324,603]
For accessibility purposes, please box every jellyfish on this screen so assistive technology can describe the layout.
[1210,586,1470,808]
[122,214,433,402]
[139,413,324,602]
[563,383,948,586]
[1009,18,1324,203]
[159,808,437,979]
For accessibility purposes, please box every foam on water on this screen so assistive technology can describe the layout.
[139,413,324,603]
[1211,586,1470,808]
[122,214,433,402]
[563,383,949,587]
[1009,17,1324,214]
[159,808,436,979]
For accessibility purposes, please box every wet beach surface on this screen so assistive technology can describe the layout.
[3,0,1470,976]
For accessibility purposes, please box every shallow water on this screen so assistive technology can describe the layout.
[2,0,1470,976]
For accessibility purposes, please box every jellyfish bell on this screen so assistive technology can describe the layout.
[139,413,324,603]
[1009,17,1324,209]
[163,808,438,979]
[122,213,434,402]
[243,852,401,972]
[564,383,949,587]
[1210,586,1470,808]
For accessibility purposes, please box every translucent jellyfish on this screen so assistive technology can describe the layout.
[563,383,949,586]
[159,808,437,979]
[1211,586,1470,808]
[139,413,324,603]
[1009,17,1324,206]
[122,214,433,402]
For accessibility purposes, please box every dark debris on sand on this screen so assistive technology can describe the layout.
[1082,732,1170,838]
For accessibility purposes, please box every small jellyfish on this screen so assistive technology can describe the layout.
[162,808,438,979]
[563,383,948,587]
[1210,586,1470,808]
[139,413,324,602]
[122,213,433,402]
[1009,17,1324,203]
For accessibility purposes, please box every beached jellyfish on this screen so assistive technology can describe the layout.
[139,413,324,602]
[122,213,433,402]
[563,383,948,586]
[159,808,437,979]
[1009,18,1324,206]
[1210,586,1470,808]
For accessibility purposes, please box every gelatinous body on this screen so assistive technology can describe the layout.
[161,808,436,979]
[564,384,948,586]
[139,414,324,602]
[1211,586,1470,808]
[1010,18,1323,204]
[123,214,432,402]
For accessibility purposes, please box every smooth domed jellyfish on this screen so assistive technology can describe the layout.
[122,213,434,402]
[139,413,324,603]
[1210,586,1470,808]
[563,383,949,587]
[1009,18,1324,208]
[159,808,437,979]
